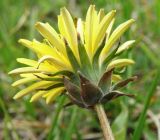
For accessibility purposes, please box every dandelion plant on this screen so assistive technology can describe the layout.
[9,5,136,140]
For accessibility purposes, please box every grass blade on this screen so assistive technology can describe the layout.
[47,95,66,140]
[132,71,160,140]
[0,97,20,140]
[64,106,78,140]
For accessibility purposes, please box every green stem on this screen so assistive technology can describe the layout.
[94,104,115,140]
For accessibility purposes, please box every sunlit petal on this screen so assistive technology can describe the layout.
[30,91,46,102]
[85,5,98,58]
[77,18,84,43]
[13,81,54,99]
[35,22,66,56]
[93,10,116,55]
[116,40,135,54]
[45,87,65,104]
[60,7,80,62]
[98,8,105,22]
[107,59,135,70]
[111,74,122,82]
[12,77,38,87]
[100,19,135,63]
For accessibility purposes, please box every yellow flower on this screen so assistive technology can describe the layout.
[9,5,136,106]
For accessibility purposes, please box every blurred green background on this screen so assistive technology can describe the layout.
[0,0,160,140]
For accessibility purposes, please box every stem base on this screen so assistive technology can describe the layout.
[94,104,114,140]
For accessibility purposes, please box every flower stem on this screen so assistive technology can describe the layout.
[94,104,114,140]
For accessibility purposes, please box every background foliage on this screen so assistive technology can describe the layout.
[0,0,160,139]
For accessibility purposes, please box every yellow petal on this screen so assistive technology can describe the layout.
[18,39,32,47]
[60,7,80,63]
[18,39,40,57]
[30,91,46,102]
[12,77,38,87]
[17,58,56,71]
[33,40,71,68]
[106,18,115,41]
[116,40,135,54]
[19,39,60,60]
[42,92,50,98]
[93,10,116,55]
[107,59,135,70]
[77,18,84,44]
[111,74,122,82]
[100,19,135,63]
[58,15,68,41]
[98,9,105,22]
[13,81,54,99]
[38,55,72,71]
[18,39,40,56]
[85,5,98,58]
[17,58,37,67]
[60,7,77,47]
[35,22,66,56]
[52,48,72,69]
[9,67,43,75]
[19,39,72,70]
[32,40,62,59]
[45,87,65,104]
[20,74,34,78]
